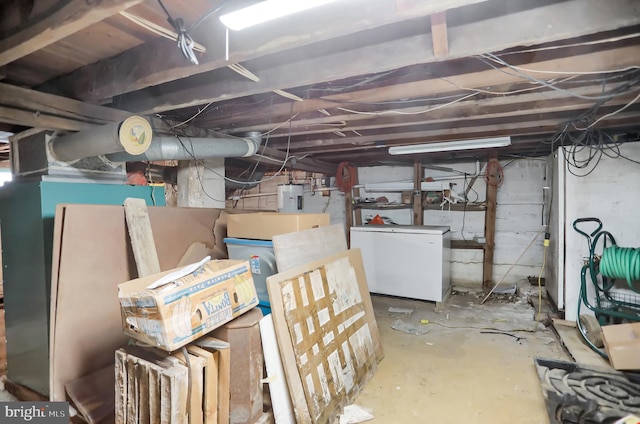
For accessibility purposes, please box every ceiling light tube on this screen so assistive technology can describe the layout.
[220,0,342,31]
[388,136,511,155]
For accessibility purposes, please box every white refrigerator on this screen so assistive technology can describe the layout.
[350,225,451,302]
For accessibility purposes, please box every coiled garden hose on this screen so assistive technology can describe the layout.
[600,246,640,293]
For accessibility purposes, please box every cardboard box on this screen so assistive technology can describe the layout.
[226,212,330,240]
[602,322,640,370]
[118,259,258,351]
[211,308,263,424]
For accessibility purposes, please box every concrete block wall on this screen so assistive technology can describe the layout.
[228,158,547,288]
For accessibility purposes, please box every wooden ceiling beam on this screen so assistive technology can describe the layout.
[228,84,636,138]
[287,111,640,155]
[44,0,491,102]
[0,82,130,126]
[0,0,144,67]
[121,0,640,116]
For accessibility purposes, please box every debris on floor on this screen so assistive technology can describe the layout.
[391,319,431,336]
[387,307,414,315]
[339,404,375,424]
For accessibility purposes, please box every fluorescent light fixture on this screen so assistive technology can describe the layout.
[220,0,342,31]
[388,136,511,155]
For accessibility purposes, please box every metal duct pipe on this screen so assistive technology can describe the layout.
[51,116,152,161]
[105,135,260,162]
[225,171,265,190]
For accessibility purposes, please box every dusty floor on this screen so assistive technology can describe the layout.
[354,290,568,424]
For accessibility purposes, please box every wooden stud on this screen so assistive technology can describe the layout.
[483,155,499,292]
[413,159,423,226]
[430,12,449,57]
[353,167,363,226]
[345,188,354,246]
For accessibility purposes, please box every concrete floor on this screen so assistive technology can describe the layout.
[354,290,568,424]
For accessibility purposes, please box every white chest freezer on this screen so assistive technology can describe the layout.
[350,225,451,302]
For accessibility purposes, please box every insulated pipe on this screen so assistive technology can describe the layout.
[105,135,260,162]
[51,116,152,161]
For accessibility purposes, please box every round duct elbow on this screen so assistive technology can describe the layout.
[50,116,152,162]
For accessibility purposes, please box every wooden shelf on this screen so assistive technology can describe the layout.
[423,202,486,211]
[353,203,413,210]
[451,240,485,250]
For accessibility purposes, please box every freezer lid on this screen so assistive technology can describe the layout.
[350,225,450,235]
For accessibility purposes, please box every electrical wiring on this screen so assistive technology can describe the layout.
[476,53,640,101]
[495,32,640,57]
[170,101,214,128]
[156,0,200,65]
[482,51,640,76]
[336,92,478,116]
[573,90,640,130]
[119,11,206,52]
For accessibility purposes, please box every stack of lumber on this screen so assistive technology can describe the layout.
[114,339,229,424]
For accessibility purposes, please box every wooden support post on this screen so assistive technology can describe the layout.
[413,160,423,226]
[430,12,449,57]
[352,167,363,226]
[483,155,499,292]
[345,188,354,246]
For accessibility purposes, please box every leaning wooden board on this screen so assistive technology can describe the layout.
[267,249,383,423]
[49,205,225,401]
[272,224,347,272]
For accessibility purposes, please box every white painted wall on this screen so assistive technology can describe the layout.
[232,158,548,288]
[559,143,640,321]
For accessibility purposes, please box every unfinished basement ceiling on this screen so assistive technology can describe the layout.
[0,0,639,172]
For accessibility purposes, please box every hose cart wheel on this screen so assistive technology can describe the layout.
[579,314,604,348]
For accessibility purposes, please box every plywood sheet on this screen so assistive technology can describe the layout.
[272,224,347,272]
[65,365,115,424]
[49,204,222,401]
[267,249,383,423]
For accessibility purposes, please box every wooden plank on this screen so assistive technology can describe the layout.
[148,366,161,424]
[0,82,129,125]
[272,224,348,272]
[266,249,383,423]
[126,357,139,424]
[430,12,448,57]
[187,346,219,424]
[0,105,96,132]
[124,198,161,277]
[160,365,189,424]
[0,0,144,67]
[138,361,150,424]
[115,350,128,424]
[172,351,205,424]
[451,240,485,250]
[196,337,230,424]
[47,0,491,102]
[413,160,423,226]
[483,156,498,292]
[551,319,609,367]
[123,0,640,115]
[65,365,115,424]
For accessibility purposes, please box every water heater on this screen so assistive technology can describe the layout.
[277,184,304,212]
